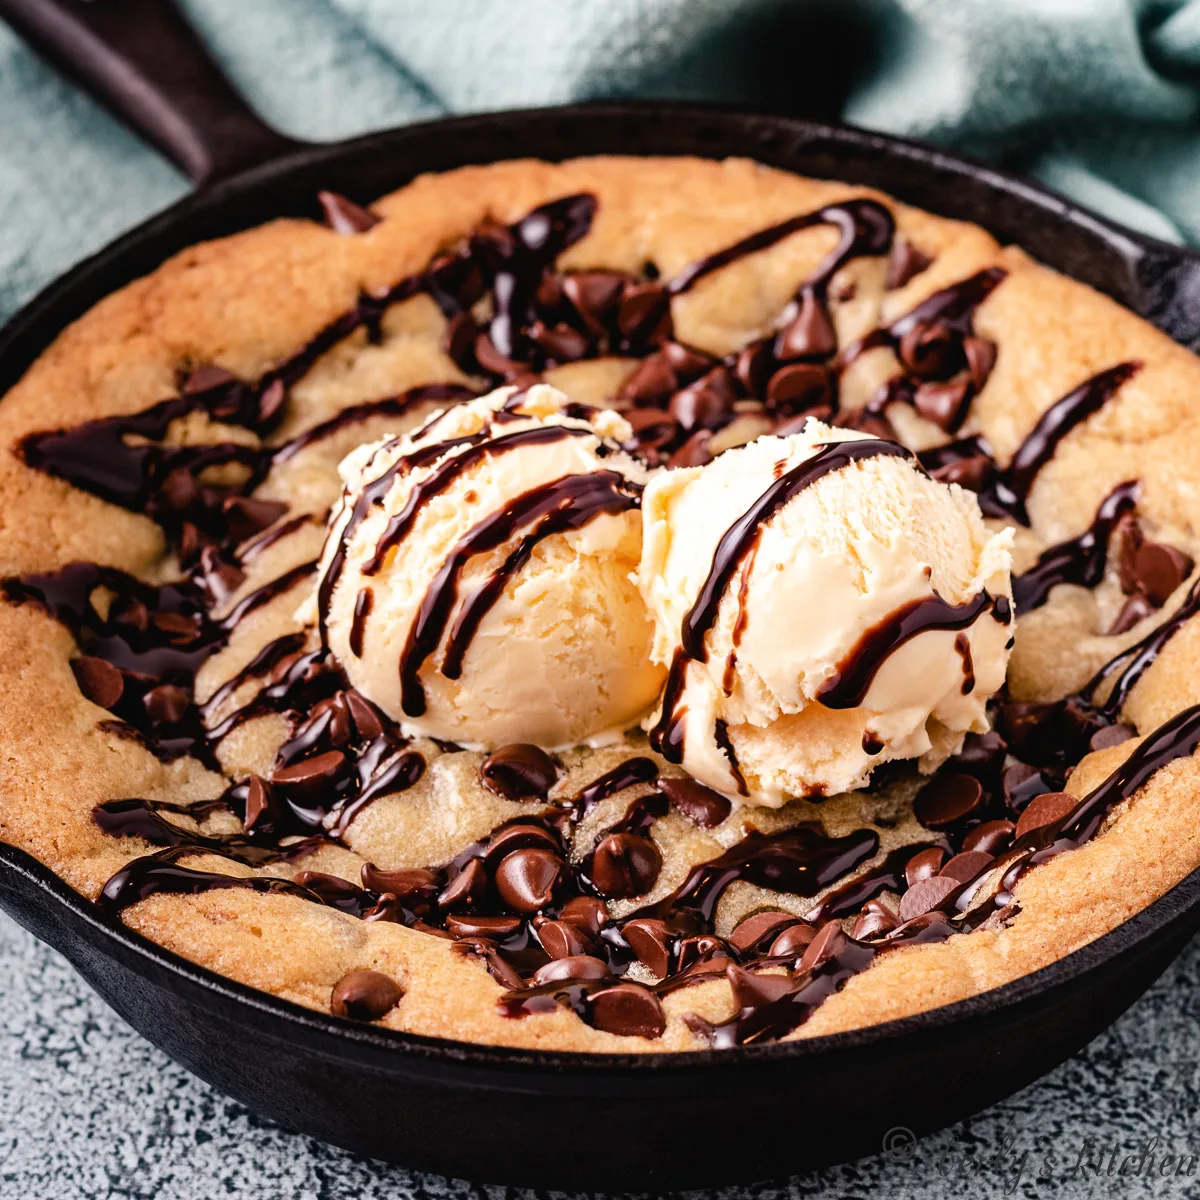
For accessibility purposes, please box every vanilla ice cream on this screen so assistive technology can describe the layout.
[638,420,1014,806]
[311,385,663,749]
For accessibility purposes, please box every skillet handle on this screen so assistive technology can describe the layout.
[0,0,311,185]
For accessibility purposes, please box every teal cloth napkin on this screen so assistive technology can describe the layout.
[4,0,1200,323]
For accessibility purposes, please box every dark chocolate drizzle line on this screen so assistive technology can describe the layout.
[1013,480,1140,614]
[817,590,1003,710]
[631,825,880,926]
[713,719,749,797]
[1081,576,1200,721]
[399,470,642,716]
[349,589,373,657]
[682,439,914,662]
[666,199,894,298]
[315,432,487,645]
[98,856,321,918]
[988,363,1140,525]
[361,424,598,575]
[272,385,477,464]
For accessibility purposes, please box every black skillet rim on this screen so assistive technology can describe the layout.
[2,99,1198,1075]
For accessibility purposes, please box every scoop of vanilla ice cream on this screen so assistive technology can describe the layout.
[638,419,1013,806]
[312,385,663,749]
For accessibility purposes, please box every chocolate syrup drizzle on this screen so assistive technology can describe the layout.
[6,188,1200,1046]
[1012,481,1139,614]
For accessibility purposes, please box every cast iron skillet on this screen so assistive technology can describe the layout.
[2,0,1200,1189]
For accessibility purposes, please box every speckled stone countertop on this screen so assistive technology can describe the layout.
[2,911,1199,1200]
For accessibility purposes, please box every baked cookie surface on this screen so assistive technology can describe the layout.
[2,156,1199,1052]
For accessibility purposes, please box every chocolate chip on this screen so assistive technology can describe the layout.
[143,683,189,725]
[536,918,592,959]
[775,289,837,361]
[735,342,774,396]
[438,858,489,911]
[270,749,347,796]
[589,832,662,899]
[361,895,404,924]
[661,341,715,381]
[730,910,796,952]
[617,283,672,344]
[1002,763,1058,815]
[904,846,947,888]
[765,362,831,414]
[617,356,677,405]
[483,822,562,865]
[769,922,816,957]
[1090,723,1136,751]
[885,239,932,290]
[667,429,713,468]
[474,332,524,378]
[798,921,845,973]
[330,969,402,1020]
[111,596,150,633]
[939,850,993,884]
[913,377,972,431]
[441,312,479,371]
[182,363,237,395]
[932,453,992,492]
[293,871,361,904]
[198,545,245,604]
[427,251,486,312]
[534,273,563,312]
[1134,542,1194,607]
[562,271,627,334]
[221,496,288,542]
[242,775,275,832]
[447,914,522,939]
[897,875,961,922]
[962,819,1015,855]
[913,773,983,829]
[676,934,730,973]
[257,378,287,427]
[726,963,794,1009]
[1116,514,1144,595]
[529,321,590,364]
[1107,592,1155,636]
[622,406,678,453]
[658,776,732,828]
[898,322,956,379]
[479,744,558,800]
[345,691,387,740]
[851,899,898,940]
[621,917,673,976]
[559,895,609,938]
[453,937,525,990]
[71,656,124,709]
[151,610,202,642]
[531,955,613,986]
[494,848,563,912]
[1014,791,1078,840]
[669,368,737,432]
[962,337,997,389]
[312,691,353,747]
[588,983,665,1039]
[317,191,380,235]
[361,863,438,899]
